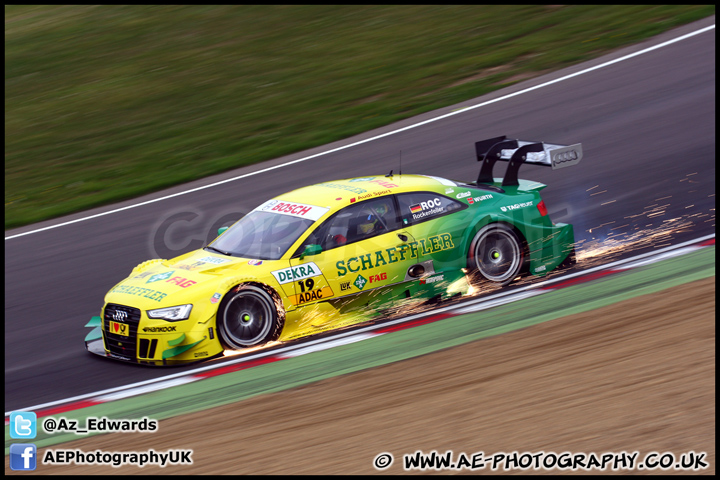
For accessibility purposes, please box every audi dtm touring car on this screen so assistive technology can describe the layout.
[85,136,581,365]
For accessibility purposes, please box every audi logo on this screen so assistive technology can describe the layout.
[553,150,578,164]
[112,310,128,321]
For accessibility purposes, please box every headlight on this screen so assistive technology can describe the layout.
[147,304,193,321]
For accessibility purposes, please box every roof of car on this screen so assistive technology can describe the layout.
[276,174,457,212]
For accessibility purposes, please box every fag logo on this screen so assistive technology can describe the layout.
[146,271,174,283]
[369,179,398,189]
[369,272,387,283]
[409,204,423,214]
[354,274,368,290]
[349,177,399,188]
[166,276,197,288]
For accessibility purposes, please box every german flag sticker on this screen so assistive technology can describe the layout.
[409,204,423,214]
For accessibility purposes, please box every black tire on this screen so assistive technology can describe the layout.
[218,284,283,349]
[468,223,524,286]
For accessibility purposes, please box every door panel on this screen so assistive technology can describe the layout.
[396,191,468,275]
[288,195,423,311]
[290,228,419,307]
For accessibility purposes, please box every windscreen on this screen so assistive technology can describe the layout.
[208,199,330,260]
[209,211,315,260]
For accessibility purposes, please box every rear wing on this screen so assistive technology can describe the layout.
[475,135,583,187]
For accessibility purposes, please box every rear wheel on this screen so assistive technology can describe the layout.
[469,224,524,286]
[218,285,283,349]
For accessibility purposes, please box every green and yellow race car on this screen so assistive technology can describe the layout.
[85,136,582,365]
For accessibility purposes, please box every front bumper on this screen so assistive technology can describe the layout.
[84,337,220,366]
[84,302,225,366]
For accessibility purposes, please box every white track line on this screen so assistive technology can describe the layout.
[5,24,714,241]
[5,233,713,416]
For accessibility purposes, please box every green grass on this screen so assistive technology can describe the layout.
[5,5,715,229]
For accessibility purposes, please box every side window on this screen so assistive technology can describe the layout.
[294,196,399,256]
[396,192,466,226]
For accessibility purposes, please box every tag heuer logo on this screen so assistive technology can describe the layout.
[354,274,368,290]
[147,271,174,283]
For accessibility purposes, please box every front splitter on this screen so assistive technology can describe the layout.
[85,338,217,367]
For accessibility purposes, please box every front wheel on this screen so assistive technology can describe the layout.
[218,285,283,349]
[468,224,524,286]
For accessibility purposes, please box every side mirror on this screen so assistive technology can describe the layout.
[300,244,322,260]
[217,226,229,237]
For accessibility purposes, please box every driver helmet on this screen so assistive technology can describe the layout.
[357,213,377,235]
[357,203,389,235]
[375,202,389,218]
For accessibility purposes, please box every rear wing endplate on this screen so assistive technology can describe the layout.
[475,135,583,187]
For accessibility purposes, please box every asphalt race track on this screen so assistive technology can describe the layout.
[4,17,715,412]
